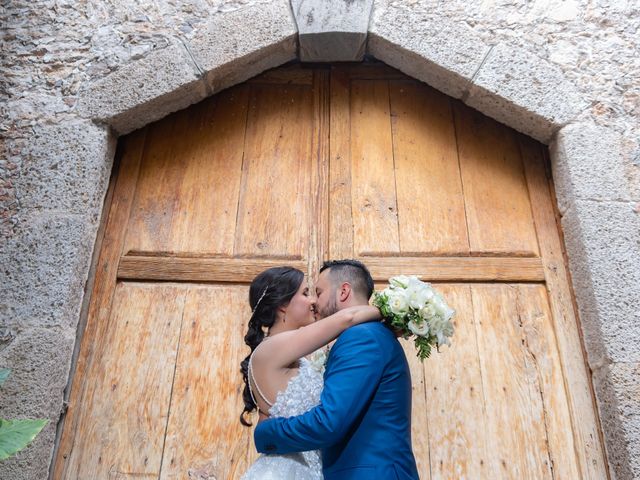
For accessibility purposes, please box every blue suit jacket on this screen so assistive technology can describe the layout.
[254,322,419,480]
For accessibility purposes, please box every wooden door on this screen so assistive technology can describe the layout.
[53,64,608,479]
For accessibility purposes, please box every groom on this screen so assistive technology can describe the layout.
[254,259,419,479]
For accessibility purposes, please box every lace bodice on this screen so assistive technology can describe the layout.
[241,356,325,480]
[268,357,324,417]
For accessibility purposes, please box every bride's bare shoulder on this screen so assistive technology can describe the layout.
[252,331,296,361]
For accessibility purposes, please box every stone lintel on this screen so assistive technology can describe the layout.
[367,5,490,100]
[466,42,587,143]
[189,1,298,95]
[292,0,374,62]
[77,40,207,135]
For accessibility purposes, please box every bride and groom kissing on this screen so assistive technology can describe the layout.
[239,259,419,480]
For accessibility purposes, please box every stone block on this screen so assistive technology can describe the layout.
[78,40,208,135]
[367,6,490,100]
[466,42,587,143]
[0,213,98,330]
[189,1,298,95]
[561,199,640,366]
[593,362,640,480]
[0,326,76,480]
[15,121,115,219]
[292,0,374,62]
[551,122,632,213]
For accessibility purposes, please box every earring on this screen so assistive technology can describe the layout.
[282,313,286,323]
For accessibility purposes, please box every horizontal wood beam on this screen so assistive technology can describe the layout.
[118,255,545,283]
[361,256,545,282]
[117,256,307,283]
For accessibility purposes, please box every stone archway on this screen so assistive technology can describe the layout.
[30,1,634,478]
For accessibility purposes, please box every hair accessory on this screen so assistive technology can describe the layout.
[252,286,269,314]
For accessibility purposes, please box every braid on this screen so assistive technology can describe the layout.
[239,266,304,426]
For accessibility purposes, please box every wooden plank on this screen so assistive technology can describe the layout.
[350,79,400,255]
[516,284,582,479]
[400,338,431,480]
[53,129,146,479]
[341,63,407,79]
[422,285,488,479]
[234,83,314,258]
[118,256,307,282]
[453,102,540,257]
[308,69,330,279]
[121,112,180,254]
[117,255,544,283]
[160,285,252,480]
[389,81,469,255]
[328,67,354,259]
[363,256,545,282]
[248,64,314,85]
[62,283,186,479]
[471,284,553,479]
[124,87,249,255]
[519,136,608,478]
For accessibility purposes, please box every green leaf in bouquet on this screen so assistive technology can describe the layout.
[0,369,10,387]
[0,418,48,461]
[414,336,432,360]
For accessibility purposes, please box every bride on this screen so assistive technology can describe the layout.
[239,266,381,479]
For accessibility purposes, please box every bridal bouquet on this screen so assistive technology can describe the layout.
[372,275,455,360]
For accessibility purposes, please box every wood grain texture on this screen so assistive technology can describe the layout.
[363,256,545,282]
[453,102,540,257]
[160,285,251,480]
[472,284,553,479]
[234,83,314,258]
[53,129,146,480]
[421,285,488,480]
[519,136,608,479]
[124,87,248,256]
[118,256,307,282]
[328,68,354,259]
[516,283,582,479]
[399,337,432,480]
[389,81,469,254]
[350,79,400,255]
[61,283,186,479]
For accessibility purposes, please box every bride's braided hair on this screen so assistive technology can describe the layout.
[240,266,305,426]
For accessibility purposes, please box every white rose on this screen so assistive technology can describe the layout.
[407,319,429,337]
[406,283,434,309]
[419,303,437,320]
[429,316,454,346]
[388,290,410,315]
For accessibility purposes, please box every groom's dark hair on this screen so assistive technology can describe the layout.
[320,259,374,300]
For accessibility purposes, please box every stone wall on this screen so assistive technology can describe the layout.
[1,0,638,478]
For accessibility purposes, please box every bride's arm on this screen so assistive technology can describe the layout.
[255,306,381,369]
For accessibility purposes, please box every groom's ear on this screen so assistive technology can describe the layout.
[337,282,352,303]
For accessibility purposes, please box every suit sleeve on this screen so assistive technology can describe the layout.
[254,326,384,454]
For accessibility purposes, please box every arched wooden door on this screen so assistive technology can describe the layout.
[54,64,607,479]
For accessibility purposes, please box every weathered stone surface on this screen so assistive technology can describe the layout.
[0,213,98,330]
[189,1,297,94]
[0,326,76,480]
[292,0,373,61]
[593,362,640,480]
[368,4,490,100]
[561,199,640,366]
[551,123,633,213]
[465,42,587,143]
[15,121,115,218]
[77,40,208,134]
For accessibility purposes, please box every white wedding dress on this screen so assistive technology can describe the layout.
[241,357,324,480]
